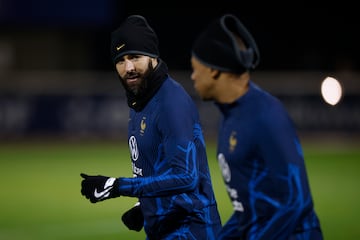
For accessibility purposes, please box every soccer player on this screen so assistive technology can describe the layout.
[190,14,323,239]
[80,15,222,239]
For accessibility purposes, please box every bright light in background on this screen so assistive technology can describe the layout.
[321,76,343,106]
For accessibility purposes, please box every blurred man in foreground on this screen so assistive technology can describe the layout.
[190,13,323,239]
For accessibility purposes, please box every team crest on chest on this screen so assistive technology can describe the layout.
[229,131,237,152]
[140,116,146,135]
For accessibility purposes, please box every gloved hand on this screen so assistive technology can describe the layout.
[80,173,120,203]
[121,202,144,231]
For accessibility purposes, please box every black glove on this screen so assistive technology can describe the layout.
[80,173,120,203]
[121,203,144,232]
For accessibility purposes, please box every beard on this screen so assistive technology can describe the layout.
[121,60,155,96]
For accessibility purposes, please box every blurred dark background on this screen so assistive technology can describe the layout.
[0,1,358,71]
[0,1,359,139]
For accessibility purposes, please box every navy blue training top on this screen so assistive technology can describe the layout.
[117,76,221,238]
[216,81,322,239]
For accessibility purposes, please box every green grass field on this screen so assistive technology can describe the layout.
[0,138,359,240]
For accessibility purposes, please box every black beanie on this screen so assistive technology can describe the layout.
[111,15,159,64]
[192,14,260,74]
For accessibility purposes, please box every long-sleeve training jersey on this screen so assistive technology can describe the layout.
[216,81,322,240]
[117,76,221,239]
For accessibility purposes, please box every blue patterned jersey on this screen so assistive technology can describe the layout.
[216,81,322,239]
[117,76,221,239]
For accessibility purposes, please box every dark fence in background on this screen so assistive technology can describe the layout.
[0,70,359,140]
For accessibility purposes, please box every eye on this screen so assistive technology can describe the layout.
[128,55,141,60]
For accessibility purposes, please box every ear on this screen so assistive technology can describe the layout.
[211,69,221,80]
[151,57,158,67]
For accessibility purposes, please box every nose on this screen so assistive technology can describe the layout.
[124,59,135,71]
[190,72,195,81]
